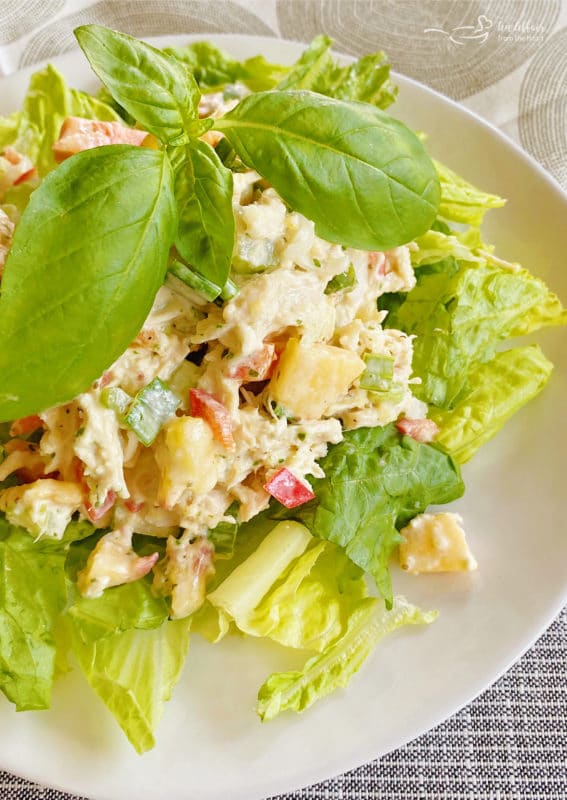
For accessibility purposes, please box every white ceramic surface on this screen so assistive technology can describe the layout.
[0,34,565,800]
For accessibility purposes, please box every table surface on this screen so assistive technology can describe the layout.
[0,1,566,798]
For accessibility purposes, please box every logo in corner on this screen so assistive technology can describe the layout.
[424,14,493,46]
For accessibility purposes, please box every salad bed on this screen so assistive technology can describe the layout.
[0,29,564,754]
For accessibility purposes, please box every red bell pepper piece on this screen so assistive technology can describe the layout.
[263,468,315,509]
[189,388,235,450]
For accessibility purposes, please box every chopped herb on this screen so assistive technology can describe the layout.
[324,263,356,294]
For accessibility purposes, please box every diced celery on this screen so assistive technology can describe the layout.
[232,236,276,274]
[360,354,395,392]
[220,278,238,301]
[369,383,405,406]
[100,386,132,418]
[168,361,201,406]
[124,378,181,446]
[324,263,356,294]
[169,259,221,301]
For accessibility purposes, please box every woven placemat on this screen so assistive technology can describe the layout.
[0,1,565,798]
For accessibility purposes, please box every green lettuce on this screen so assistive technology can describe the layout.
[277,424,464,605]
[411,229,483,267]
[384,259,566,409]
[435,160,506,226]
[0,519,67,710]
[207,521,368,652]
[22,64,121,176]
[68,576,169,643]
[257,596,436,721]
[278,35,397,109]
[0,112,29,151]
[63,532,190,752]
[64,532,167,644]
[164,41,289,91]
[0,64,121,179]
[431,345,553,463]
[69,617,190,753]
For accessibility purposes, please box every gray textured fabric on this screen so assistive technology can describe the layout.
[0,1,565,798]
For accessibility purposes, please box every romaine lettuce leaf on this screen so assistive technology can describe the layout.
[0,64,121,180]
[164,41,289,91]
[68,578,169,643]
[241,541,367,652]
[65,534,168,642]
[385,259,566,409]
[64,531,188,753]
[257,596,436,721]
[21,64,121,176]
[411,229,483,266]
[278,35,397,109]
[277,424,464,605]
[0,518,67,710]
[431,345,553,463]
[0,112,29,151]
[435,160,505,226]
[70,618,190,754]
[207,521,368,652]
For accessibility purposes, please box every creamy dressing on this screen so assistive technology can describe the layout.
[0,170,431,614]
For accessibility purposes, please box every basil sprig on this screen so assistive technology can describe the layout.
[0,146,176,421]
[0,26,441,421]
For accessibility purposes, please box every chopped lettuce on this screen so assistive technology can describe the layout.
[278,35,397,109]
[277,424,464,605]
[431,345,553,463]
[384,259,566,409]
[207,522,368,652]
[257,596,436,721]
[61,532,189,753]
[164,41,289,91]
[22,64,121,176]
[69,618,190,753]
[65,534,168,642]
[411,229,483,266]
[435,160,506,226]
[0,519,67,710]
[0,112,29,151]
[0,64,120,179]
[68,577,169,643]
[207,513,238,559]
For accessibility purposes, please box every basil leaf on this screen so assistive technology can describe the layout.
[215,91,440,251]
[75,25,201,144]
[173,140,234,294]
[0,145,176,421]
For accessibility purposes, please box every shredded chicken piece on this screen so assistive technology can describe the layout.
[153,536,215,619]
[77,526,159,598]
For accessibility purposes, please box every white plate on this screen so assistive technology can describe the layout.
[0,34,566,800]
